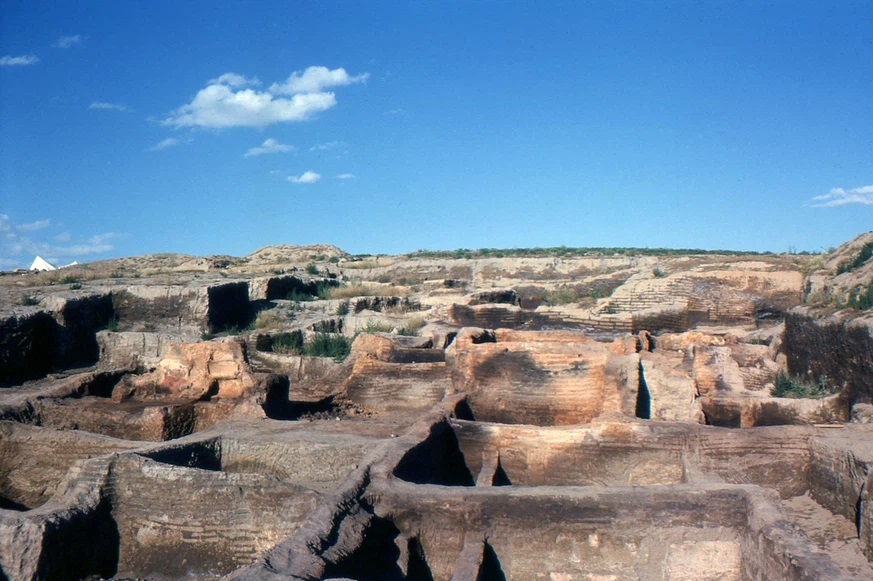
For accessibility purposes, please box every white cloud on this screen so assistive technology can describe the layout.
[335,173,355,180]
[270,66,370,95]
[89,101,128,112]
[53,35,82,49]
[149,138,183,151]
[809,185,873,207]
[288,171,321,184]
[244,138,294,157]
[161,66,368,129]
[163,82,336,129]
[208,73,259,88]
[0,214,117,268]
[310,140,346,152]
[0,54,40,67]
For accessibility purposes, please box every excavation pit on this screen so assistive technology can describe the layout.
[314,484,849,581]
[395,419,813,497]
[0,421,138,511]
[142,429,382,493]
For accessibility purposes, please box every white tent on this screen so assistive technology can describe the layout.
[29,256,56,271]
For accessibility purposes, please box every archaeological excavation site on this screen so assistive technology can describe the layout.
[1,233,873,580]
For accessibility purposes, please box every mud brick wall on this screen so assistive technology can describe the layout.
[345,358,449,414]
[106,454,318,577]
[449,336,622,426]
[374,486,749,581]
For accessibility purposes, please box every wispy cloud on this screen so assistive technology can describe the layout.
[16,219,51,232]
[288,171,321,184]
[244,138,294,157]
[270,66,369,94]
[53,35,83,49]
[809,185,873,207]
[89,101,128,112]
[335,173,355,180]
[162,66,367,129]
[309,140,346,152]
[0,214,118,268]
[384,108,406,115]
[148,137,184,151]
[0,54,40,67]
[88,232,120,245]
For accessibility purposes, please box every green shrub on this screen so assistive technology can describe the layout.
[20,294,39,306]
[305,333,351,361]
[287,289,315,302]
[652,266,666,278]
[254,310,283,329]
[59,275,80,284]
[335,301,350,316]
[358,319,394,334]
[305,263,319,275]
[542,287,582,306]
[69,282,83,290]
[316,282,334,300]
[328,256,340,264]
[397,317,426,336]
[837,242,873,274]
[106,316,121,332]
[771,372,831,399]
[847,282,873,311]
[273,330,305,354]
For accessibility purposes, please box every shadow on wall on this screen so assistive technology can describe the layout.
[393,421,475,486]
[260,375,339,420]
[322,509,435,581]
[0,294,114,387]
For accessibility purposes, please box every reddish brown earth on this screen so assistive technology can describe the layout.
[1,234,872,579]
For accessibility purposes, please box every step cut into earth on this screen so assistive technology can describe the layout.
[1,233,873,579]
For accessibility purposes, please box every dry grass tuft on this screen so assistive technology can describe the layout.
[325,283,412,299]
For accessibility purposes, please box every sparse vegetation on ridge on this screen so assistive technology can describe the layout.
[837,242,873,274]
[408,246,779,260]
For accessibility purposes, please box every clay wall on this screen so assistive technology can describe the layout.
[106,454,318,577]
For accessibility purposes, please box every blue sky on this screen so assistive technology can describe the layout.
[1,1,871,268]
